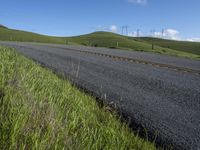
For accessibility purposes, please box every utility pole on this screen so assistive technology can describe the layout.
[152,44,154,50]
[66,39,69,45]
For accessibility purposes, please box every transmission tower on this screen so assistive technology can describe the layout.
[121,25,129,35]
[125,25,129,35]
[150,29,155,37]
[137,29,140,37]
[121,26,125,35]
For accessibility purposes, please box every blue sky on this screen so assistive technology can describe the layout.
[1,0,200,41]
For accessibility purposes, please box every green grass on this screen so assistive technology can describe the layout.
[0,24,8,29]
[66,32,200,60]
[66,32,152,49]
[0,46,157,150]
[137,37,200,55]
[0,26,65,44]
[0,26,199,59]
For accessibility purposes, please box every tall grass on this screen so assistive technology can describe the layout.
[0,47,157,150]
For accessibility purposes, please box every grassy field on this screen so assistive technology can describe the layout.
[0,26,199,59]
[66,32,200,59]
[0,27,65,44]
[0,24,8,29]
[136,37,200,55]
[0,46,157,150]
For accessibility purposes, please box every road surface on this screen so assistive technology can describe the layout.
[1,41,200,150]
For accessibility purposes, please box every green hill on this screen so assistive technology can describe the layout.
[0,24,8,29]
[66,32,200,59]
[0,27,199,59]
[66,32,153,50]
[136,37,200,55]
[0,26,65,44]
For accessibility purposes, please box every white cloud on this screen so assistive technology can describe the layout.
[127,0,147,5]
[128,30,144,37]
[164,29,179,40]
[128,32,137,37]
[153,32,162,37]
[110,25,118,33]
[152,29,180,40]
[186,38,200,42]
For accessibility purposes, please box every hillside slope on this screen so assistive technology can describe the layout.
[66,32,200,59]
[0,24,8,29]
[0,27,199,59]
[137,37,200,55]
[66,32,153,50]
[0,26,65,44]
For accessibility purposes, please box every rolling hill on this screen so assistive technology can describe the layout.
[0,26,65,44]
[0,24,8,29]
[136,37,200,55]
[0,25,199,59]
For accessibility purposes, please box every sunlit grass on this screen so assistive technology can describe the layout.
[0,47,157,150]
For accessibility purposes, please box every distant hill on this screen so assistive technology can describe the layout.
[0,26,64,44]
[66,32,153,51]
[0,27,199,59]
[0,24,8,29]
[66,32,200,59]
[136,37,200,55]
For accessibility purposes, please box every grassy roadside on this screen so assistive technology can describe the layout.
[0,47,157,150]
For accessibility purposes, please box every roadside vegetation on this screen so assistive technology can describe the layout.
[0,26,199,60]
[0,47,157,150]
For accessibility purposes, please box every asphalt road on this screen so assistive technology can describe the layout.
[1,41,200,150]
